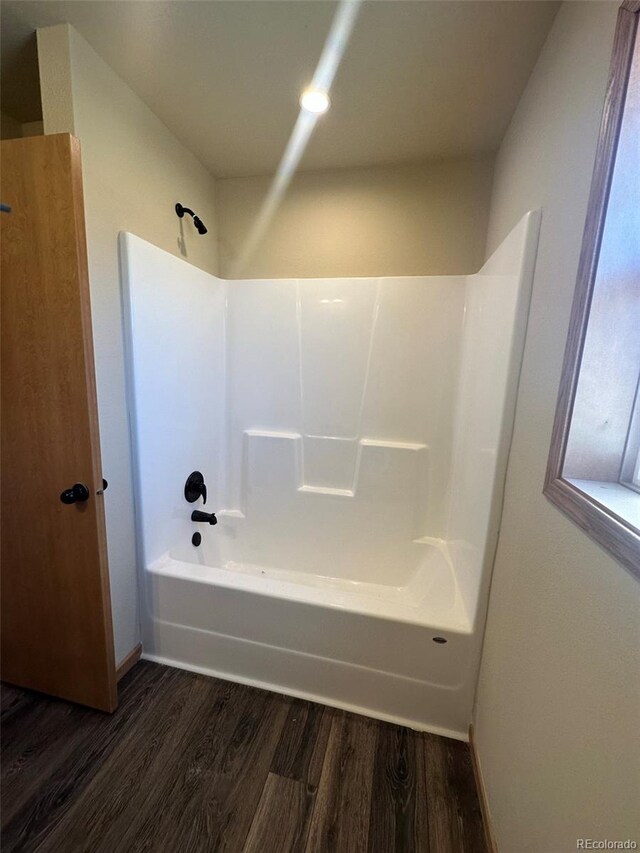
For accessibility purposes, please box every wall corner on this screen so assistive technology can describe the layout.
[36,24,76,136]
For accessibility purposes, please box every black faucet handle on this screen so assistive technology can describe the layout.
[185,471,207,504]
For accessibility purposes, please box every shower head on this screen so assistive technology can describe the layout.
[193,215,208,235]
[175,202,208,235]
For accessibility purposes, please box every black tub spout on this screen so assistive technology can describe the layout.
[191,510,217,525]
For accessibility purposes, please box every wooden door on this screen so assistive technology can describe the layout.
[1,134,117,711]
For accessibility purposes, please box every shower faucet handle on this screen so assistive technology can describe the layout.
[184,471,207,504]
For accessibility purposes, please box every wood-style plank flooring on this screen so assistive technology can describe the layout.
[1,661,487,853]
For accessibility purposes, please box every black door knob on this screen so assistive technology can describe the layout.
[60,483,90,504]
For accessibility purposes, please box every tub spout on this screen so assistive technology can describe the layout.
[191,510,217,525]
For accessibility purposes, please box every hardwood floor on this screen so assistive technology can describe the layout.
[1,661,487,853]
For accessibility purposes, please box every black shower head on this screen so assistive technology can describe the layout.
[193,215,208,235]
[175,202,207,235]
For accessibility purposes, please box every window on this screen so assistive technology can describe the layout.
[620,385,640,492]
[545,1,640,577]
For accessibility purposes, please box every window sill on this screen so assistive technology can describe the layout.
[567,479,640,531]
[544,476,640,579]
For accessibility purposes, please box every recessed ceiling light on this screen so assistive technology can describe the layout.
[299,89,331,115]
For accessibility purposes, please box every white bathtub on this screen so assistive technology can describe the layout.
[144,533,476,739]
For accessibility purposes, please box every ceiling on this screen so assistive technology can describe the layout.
[1,1,559,178]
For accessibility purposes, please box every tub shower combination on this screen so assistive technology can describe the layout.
[122,211,540,738]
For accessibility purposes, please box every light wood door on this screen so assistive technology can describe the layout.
[1,134,117,711]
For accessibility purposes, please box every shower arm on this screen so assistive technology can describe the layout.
[176,203,196,218]
[175,202,208,235]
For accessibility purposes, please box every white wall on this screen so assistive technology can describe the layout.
[216,157,494,279]
[475,4,640,851]
[37,24,219,663]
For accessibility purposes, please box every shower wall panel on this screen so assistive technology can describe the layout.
[224,276,465,568]
[446,210,541,619]
[120,233,225,568]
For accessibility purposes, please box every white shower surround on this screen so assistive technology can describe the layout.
[121,210,540,739]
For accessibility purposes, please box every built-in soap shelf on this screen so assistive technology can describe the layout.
[238,428,429,505]
[298,485,355,498]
